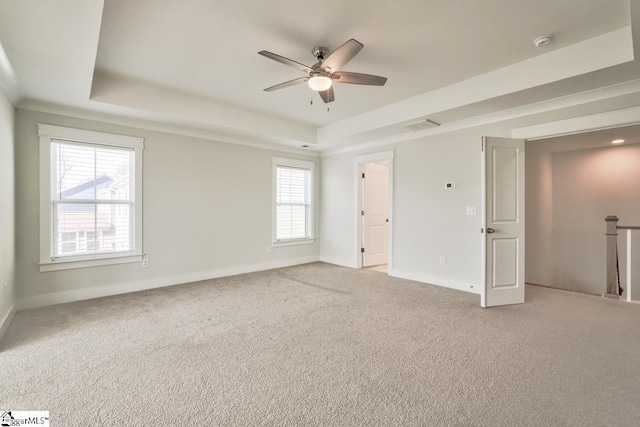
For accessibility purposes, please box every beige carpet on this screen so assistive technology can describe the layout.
[366,264,388,274]
[2,262,640,426]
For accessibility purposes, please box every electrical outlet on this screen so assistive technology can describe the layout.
[439,256,446,265]
[267,245,273,253]
[141,258,149,268]
[466,206,477,216]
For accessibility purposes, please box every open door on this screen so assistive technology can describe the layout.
[362,162,389,267]
[481,137,525,308]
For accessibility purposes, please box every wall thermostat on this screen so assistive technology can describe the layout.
[445,181,455,190]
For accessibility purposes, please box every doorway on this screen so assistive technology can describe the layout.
[362,162,389,270]
[354,151,394,272]
[524,125,640,297]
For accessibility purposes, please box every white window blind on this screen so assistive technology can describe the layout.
[273,158,314,243]
[51,140,135,259]
[38,124,144,271]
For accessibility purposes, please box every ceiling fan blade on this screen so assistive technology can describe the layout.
[332,71,387,86]
[321,39,364,73]
[318,86,335,103]
[264,77,309,92]
[258,51,313,74]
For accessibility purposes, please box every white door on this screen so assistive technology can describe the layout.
[481,137,525,308]
[362,163,389,267]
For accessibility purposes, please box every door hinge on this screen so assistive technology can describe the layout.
[480,228,484,233]
[361,248,365,253]
[481,141,484,152]
[361,210,365,216]
[362,172,365,178]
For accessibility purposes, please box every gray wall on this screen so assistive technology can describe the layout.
[320,126,513,293]
[525,140,554,288]
[10,101,638,311]
[526,142,640,294]
[15,109,320,306]
[0,86,15,333]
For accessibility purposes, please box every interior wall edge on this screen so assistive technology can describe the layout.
[319,256,358,269]
[0,304,16,346]
[389,268,480,295]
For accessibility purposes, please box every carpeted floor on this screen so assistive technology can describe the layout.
[2,262,640,426]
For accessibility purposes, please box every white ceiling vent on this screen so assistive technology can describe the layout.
[401,118,441,131]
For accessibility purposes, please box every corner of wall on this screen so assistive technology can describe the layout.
[0,304,16,345]
[0,84,16,345]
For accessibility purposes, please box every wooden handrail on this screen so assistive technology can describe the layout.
[618,226,640,230]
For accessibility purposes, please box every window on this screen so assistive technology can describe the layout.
[272,157,315,245]
[60,231,77,254]
[38,124,144,271]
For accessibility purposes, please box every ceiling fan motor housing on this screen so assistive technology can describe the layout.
[312,46,329,61]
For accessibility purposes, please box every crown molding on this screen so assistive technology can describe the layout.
[17,99,320,157]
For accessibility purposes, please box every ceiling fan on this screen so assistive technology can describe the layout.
[258,39,387,104]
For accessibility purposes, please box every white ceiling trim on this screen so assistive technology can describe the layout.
[318,27,634,147]
[90,73,317,147]
[18,99,320,157]
[322,77,640,157]
[511,105,640,140]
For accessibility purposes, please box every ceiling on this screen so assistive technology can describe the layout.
[536,123,640,152]
[1,0,639,153]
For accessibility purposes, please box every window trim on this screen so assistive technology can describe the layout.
[272,157,315,247]
[38,123,144,272]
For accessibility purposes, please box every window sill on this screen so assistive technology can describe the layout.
[39,254,144,272]
[272,239,315,248]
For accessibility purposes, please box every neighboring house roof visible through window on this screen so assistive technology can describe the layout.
[60,174,113,199]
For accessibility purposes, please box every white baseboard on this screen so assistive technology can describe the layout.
[17,256,320,311]
[389,268,480,295]
[319,255,357,268]
[0,303,17,344]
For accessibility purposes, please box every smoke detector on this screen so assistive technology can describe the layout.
[533,35,552,47]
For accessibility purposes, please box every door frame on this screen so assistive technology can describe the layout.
[354,150,394,269]
[481,108,640,306]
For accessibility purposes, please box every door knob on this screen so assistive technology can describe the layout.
[486,228,496,234]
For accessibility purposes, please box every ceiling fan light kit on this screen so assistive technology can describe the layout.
[308,74,332,91]
[258,38,388,103]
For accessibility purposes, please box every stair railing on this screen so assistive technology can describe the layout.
[605,215,639,302]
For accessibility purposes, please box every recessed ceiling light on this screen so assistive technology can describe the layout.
[612,139,625,144]
[533,35,552,48]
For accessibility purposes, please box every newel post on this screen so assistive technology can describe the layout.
[605,215,619,297]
